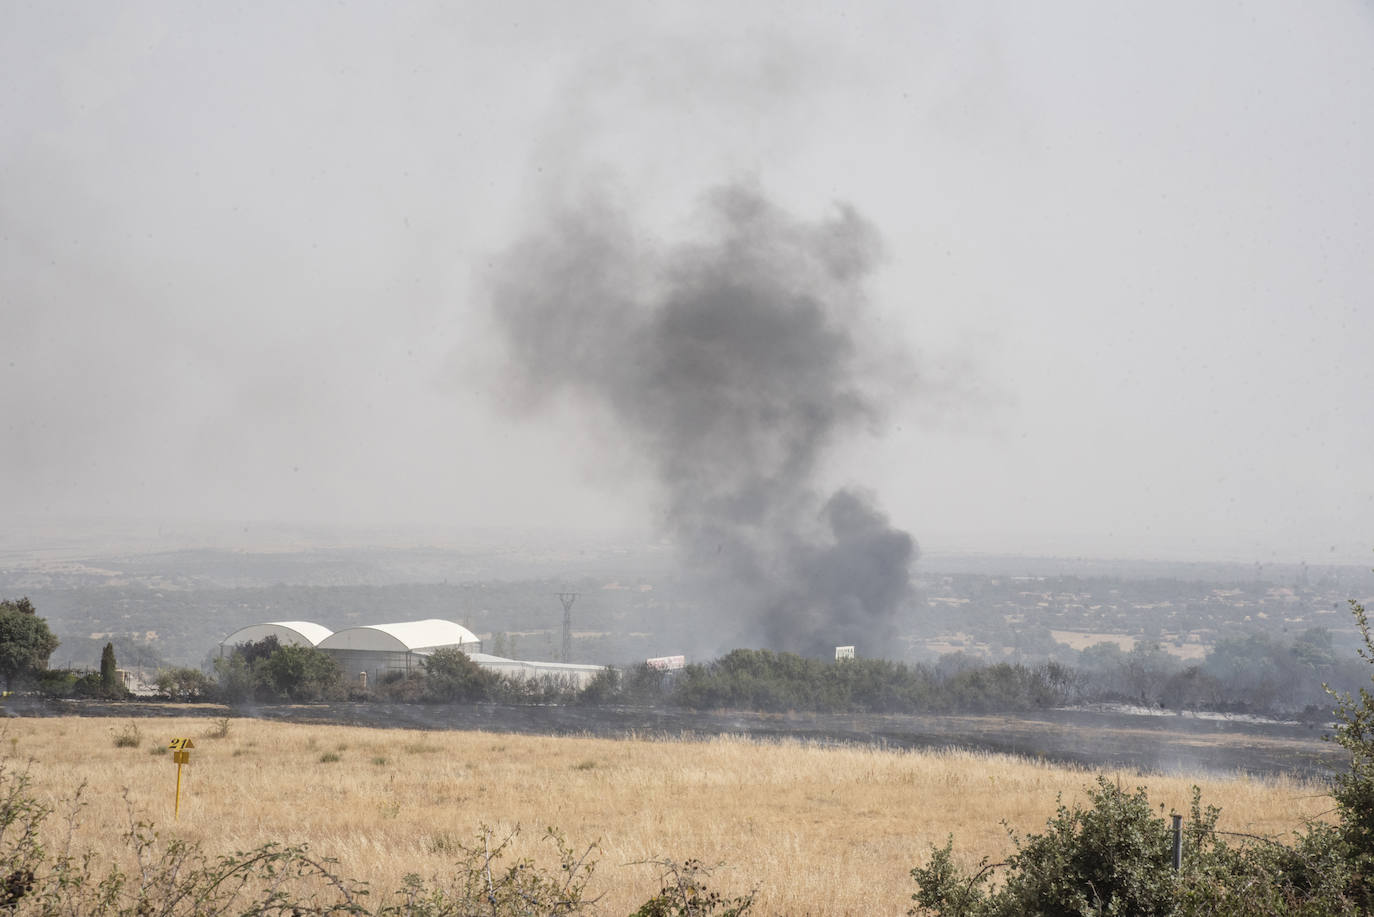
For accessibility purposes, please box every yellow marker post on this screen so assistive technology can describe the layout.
[168,738,194,818]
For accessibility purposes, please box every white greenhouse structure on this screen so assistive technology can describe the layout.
[217,618,606,689]
[316,619,482,682]
[218,621,334,654]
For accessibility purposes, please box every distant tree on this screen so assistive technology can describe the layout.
[577,666,619,705]
[155,667,216,701]
[1120,641,1180,704]
[0,598,60,690]
[258,644,341,701]
[1292,627,1337,675]
[1203,633,1286,710]
[422,647,499,702]
[34,669,78,697]
[374,669,427,703]
[235,635,281,666]
[99,642,121,696]
[620,662,669,706]
[213,652,256,703]
[213,637,340,703]
[1160,665,1225,711]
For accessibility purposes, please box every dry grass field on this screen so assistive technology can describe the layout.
[4,715,1337,915]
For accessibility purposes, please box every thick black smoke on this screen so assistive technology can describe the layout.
[488,185,916,657]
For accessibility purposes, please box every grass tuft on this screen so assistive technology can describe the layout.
[111,722,141,748]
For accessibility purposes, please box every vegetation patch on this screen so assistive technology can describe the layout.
[110,721,141,748]
[911,600,1374,915]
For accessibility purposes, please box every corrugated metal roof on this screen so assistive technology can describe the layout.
[465,653,605,687]
[318,619,479,652]
[220,621,334,648]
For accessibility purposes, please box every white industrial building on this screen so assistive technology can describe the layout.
[218,617,604,689]
[317,619,481,683]
[218,621,334,652]
[464,652,604,688]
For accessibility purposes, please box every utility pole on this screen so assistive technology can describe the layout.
[556,592,578,662]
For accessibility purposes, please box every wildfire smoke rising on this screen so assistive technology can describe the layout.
[488,185,916,657]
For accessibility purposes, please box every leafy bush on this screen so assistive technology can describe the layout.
[213,637,342,703]
[577,666,620,705]
[421,647,501,702]
[910,777,1356,916]
[154,666,216,702]
[387,825,598,916]
[0,598,59,691]
[33,668,78,697]
[375,669,428,703]
[1328,598,1374,907]
[631,858,755,917]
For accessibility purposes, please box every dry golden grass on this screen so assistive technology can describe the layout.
[5,716,1336,916]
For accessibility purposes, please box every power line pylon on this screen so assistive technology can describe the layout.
[556,592,579,662]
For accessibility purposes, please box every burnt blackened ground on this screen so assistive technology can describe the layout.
[12,697,1341,780]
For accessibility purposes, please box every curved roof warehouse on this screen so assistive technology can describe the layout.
[218,620,334,650]
[317,619,480,653]
[219,618,605,688]
[314,619,480,682]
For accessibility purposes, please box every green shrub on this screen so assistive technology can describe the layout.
[1328,597,1374,908]
[422,647,501,702]
[33,668,78,697]
[155,666,217,702]
[910,777,1357,916]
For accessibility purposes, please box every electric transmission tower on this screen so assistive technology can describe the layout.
[556,592,579,662]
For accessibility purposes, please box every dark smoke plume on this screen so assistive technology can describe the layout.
[488,185,916,657]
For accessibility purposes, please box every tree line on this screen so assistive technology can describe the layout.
[3,592,1370,718]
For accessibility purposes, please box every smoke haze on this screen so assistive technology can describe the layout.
[489,186,915,655]
[2,3,1372,564]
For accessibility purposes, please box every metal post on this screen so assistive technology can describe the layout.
[1171,814,1183,871]
[175,761,183,820]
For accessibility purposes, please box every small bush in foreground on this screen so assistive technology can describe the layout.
[631,858,755,917]
[911,777,1354,916]
[912,594,1374,916]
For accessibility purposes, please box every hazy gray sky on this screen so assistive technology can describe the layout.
[3,2,1371,563]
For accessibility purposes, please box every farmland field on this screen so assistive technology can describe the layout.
[1,715,1338,915]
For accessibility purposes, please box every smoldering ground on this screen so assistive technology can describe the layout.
[486,185,917,658]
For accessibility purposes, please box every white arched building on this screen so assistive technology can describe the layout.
[316,619,482,682]
[217,618,606,689]
[218,621,334,654]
